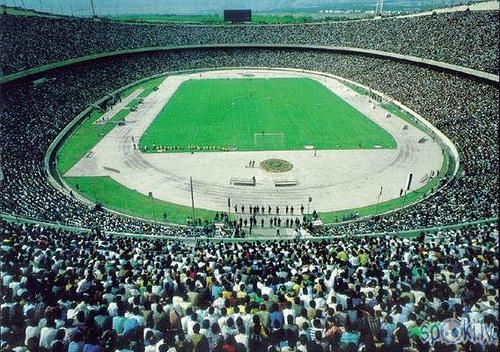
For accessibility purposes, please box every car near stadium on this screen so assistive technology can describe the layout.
[0,1,498,352]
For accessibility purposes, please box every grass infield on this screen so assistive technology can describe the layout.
[64,176,217,225]
[58,74,449,226]
[58,76,165,175]
[139,78,397,152]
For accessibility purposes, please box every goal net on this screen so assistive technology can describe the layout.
[253,132,285,148]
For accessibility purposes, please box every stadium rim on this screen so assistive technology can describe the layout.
[0,44,497,86]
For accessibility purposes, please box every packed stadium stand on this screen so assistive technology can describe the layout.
[0,5,498,352]
[1,49,498,234]
[0,10,498,75]
[1,219,498,351]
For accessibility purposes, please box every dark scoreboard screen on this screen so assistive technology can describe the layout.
[224,9,252,23]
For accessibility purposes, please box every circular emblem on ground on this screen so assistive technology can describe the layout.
[259,159,293,173]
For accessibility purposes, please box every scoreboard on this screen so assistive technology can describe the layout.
[224,9,252,23]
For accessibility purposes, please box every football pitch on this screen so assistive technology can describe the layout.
[139,78,397,152]
[60,69,448,226]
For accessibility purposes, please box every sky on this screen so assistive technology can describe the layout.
[4,0,472,17]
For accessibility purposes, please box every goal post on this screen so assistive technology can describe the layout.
[253,132,285,148]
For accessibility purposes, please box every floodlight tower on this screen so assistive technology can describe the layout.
[90,0,97,17]
[375,0,384,16]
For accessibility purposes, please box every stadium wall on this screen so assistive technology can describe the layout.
[0,212,497,242]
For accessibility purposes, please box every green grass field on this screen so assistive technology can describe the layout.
[140,78,397,152]
[58,76,165,175]
[58,74,449,226]
[64,176,217,225]
[59,74,224,225]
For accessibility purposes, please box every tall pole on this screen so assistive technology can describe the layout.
[401,189,408,208]
[190,177,195,220]
[149,192,157,224]
[90,0,96,17]
[399,190,408,220]
[90,178,98,203]
[375,186,383,215]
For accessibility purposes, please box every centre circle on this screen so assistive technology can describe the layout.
[259,158,293,173]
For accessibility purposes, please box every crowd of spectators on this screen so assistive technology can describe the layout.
[1,219,498,352]
[1,47,497,236]
[0,10,498,75]
[0,11,499,352]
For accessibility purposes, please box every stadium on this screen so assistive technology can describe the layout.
[0,0,498,351]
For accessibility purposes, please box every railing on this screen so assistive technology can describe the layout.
[1,212,497,243]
